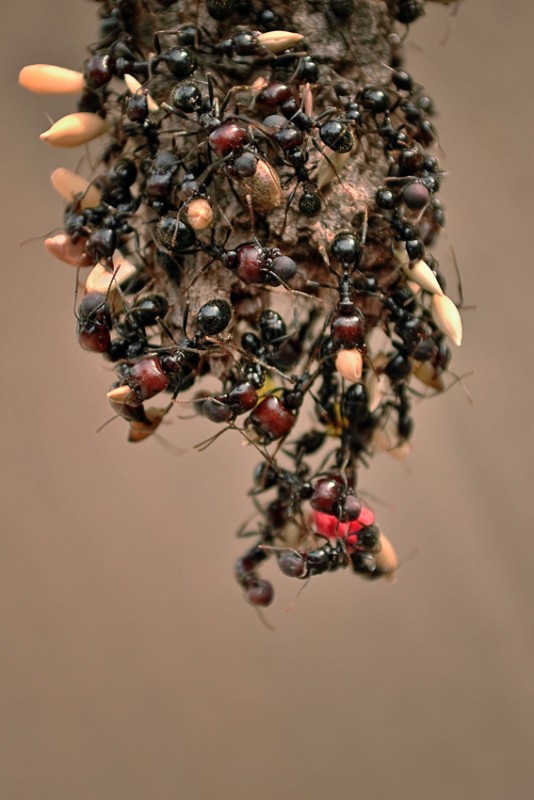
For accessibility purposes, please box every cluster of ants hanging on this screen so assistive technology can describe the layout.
[21,0,462,607]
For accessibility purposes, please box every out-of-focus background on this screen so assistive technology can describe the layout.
[2,1,534,798]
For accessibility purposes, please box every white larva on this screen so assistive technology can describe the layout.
[375,532,399,577]
[335,349,363,382]
[431,293,463,346]
[40,113,110,148]
[85,255,137,295]
[256,31,304,54]
[123,74,159,112]
[44,234,93,267]
[50,168,101,209]
[19,64,84,94]
[402,258,444,295]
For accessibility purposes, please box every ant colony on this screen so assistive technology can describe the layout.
[21,0,463,609]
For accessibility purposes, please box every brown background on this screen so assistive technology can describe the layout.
[3,1,534,798]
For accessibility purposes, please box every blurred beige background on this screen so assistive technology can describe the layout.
[2,1,534,798]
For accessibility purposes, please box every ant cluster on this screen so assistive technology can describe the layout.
[22,0,463,608]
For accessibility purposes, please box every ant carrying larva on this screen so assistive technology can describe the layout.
[23,0,467,613]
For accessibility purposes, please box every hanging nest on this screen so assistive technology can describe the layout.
[20,0,463,608]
